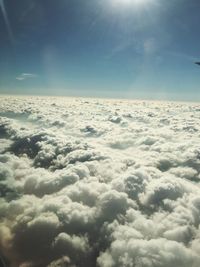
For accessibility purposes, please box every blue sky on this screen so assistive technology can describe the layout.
[0,0,200,100]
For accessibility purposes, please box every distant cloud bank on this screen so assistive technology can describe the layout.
[0,96,200,266]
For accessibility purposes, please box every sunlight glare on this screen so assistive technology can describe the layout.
[113,0,152,6]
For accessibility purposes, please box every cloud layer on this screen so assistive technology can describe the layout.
[0,95,200,267]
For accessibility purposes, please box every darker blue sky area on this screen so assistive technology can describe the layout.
[0,0,200,100]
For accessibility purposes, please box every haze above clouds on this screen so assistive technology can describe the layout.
[0,96,200,267]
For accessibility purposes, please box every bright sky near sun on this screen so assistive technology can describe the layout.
[0,0,200,100]
[112,0,151,6]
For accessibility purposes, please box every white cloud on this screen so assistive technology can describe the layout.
[97,238,200,267]
[16,73,38,81]
[0,96,200,266]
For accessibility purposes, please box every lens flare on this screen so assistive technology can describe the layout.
[0,0,14,44]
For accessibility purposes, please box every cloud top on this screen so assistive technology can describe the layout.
[0,95,200,266]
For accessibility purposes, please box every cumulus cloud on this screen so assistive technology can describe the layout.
[0,96,200,266]
[97,238,200,267]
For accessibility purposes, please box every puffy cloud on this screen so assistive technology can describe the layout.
[53,232,90,264]
[47,256,71,267]
[0,96,200,266]
[96,190,132,222]
[97,238,200,267]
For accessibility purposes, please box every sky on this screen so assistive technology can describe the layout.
[0,0,200,100]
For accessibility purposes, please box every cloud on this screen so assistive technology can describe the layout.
[0,96,200,266]
[97,237,200,267]
[16,73,38,81]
